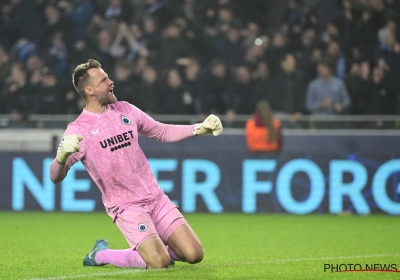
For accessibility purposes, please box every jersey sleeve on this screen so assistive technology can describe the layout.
[129,103,195,143]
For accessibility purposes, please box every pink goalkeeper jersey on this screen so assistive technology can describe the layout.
[50,101,194,211]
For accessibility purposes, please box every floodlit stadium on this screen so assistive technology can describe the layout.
[1,0,400,279]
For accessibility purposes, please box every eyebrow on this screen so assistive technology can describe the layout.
[100,75,108,84]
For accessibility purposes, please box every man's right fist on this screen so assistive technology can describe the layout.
[56,134,83,164]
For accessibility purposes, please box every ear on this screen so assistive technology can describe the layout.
[85,86,94,97]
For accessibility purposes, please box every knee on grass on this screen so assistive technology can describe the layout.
[183,246,204,264]
[145,253,171,269]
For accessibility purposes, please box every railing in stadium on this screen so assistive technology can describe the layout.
[1,114,400,129]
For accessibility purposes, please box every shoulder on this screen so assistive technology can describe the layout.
[332,77,346,86]
[64,121,82,136]
[331,77,341,83]
[65,110,99,134]
[308,78,320,88]
[65,112,86,133]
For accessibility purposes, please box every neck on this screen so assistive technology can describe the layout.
[85,102,109,113]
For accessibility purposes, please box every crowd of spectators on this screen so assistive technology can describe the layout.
[1,0,400,127]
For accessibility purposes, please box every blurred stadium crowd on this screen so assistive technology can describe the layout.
[1,0,400,126]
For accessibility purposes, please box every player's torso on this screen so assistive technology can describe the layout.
[95,117,136,154]
[76,105,141,166]
[70,104,160,206]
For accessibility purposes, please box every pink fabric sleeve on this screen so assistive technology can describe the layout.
[49,159,69,184]
[134,106,195,142]
[50,152,83,183]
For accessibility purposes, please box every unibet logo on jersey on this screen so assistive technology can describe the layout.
[99,130,134,152]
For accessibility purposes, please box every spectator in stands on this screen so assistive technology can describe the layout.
[162,68,195,114]
[26,55,44,86]
[375,26,400,73]
[285,0,308,51]
[93,28,116,71]
[243,43,267,71]
[0,45,12,90]
[39,4,74,51]
[345,59,371,115]
[0,63,30,119]
[44,32,68,78]
[103,0,133,23]
[202,3,219,54]
[10,37,35,62]
[214,4,243,35]
[306,59,351,115]
[142,0,172,28]
[131,56,149,84]
[266,31,289,74]
[137,66,163,114]
[158,23,196,67]
[219,25,245,71]
[242,21,261,49]
[285,0,308,28]
[129,22,145,44]
[269,53,307,116]
[365,64,397,115]
[173,17,198,51]
[252,61,272,105]
[108,22,149,62]
[142,17,161,54]
[181,59,201,113]
[326,41,346,79]
[315,0,345,36]
[199,59,234,116]
[182,0,197,23]
[245,100,282,153]
[231,66,256,114]
[59,0,94,41]
[296,28,318,84]
[0,0,41,49]
[320,22,342,48]
[87,14,108,47]
[207,4,242,55]
[367,0,393,46]
[112,60,139,106]
[31,69,73,114]
[2,0,400,119]
[69,40,98,74]
[0,1,16,49]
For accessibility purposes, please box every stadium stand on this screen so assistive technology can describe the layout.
[1,0,400,129]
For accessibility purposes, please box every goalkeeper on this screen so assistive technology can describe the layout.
[49,59,223,269]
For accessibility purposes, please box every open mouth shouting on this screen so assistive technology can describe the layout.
[109,87,115,97]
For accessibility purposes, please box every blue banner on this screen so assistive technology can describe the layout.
[1,148,399,214]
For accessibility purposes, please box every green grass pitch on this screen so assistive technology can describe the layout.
[1,213,399,279]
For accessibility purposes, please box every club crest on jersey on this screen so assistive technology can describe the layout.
[138,223,147,232]
[121,115,131,125]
